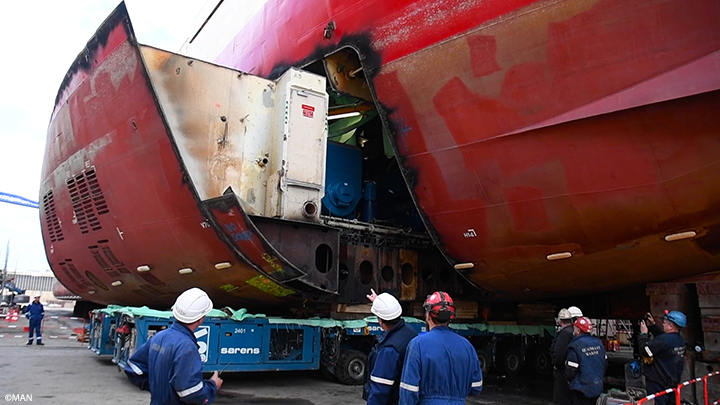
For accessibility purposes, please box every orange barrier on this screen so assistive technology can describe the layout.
[625,371,720,405]
[675,376,704,405]
[5,308,19,322]
[22,325,79,330]
[76,314,89,343]
[705,371,720,405]
[633,387,676,404]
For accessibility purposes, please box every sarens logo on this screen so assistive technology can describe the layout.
[220,347,260,355]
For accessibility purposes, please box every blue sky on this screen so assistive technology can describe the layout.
[0,1,207,271]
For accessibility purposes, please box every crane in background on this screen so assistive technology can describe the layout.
[0,192,37,307]
[0,192,38,209]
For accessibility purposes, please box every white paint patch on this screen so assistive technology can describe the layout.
[373,0,484,52]
[90,41,138,96]
[47,132,112,192]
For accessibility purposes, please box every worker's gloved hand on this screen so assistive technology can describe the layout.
[25,313,30,319]
[210,371,223,390]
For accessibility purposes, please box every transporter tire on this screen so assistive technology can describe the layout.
[496,348,523,378]
[476,349,491,375]
[529,347,552,376]
[334,350,366,385]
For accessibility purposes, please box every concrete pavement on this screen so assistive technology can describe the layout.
[0,309,553,405]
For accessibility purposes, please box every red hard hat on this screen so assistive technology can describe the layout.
[423,291,456,321]
[574,317,593,333]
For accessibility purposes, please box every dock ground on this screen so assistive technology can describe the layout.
[0,308,554,404]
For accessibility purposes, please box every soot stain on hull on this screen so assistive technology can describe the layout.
[53,2,135,113]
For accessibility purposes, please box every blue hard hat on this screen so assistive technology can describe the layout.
[664,310,687,328]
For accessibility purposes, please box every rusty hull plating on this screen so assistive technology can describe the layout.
[41,0,720,309]
[207,0,720,298]
[40,4,340,308]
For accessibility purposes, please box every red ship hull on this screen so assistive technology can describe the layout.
[41,0,720,308]
[41,12,312,308]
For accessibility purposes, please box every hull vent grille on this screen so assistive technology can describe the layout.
[138,272,168,287]
[57,259,91,290]
[85,271,109,291]
[67,168,108,234]
[42,191,64,242]
[131,288,157,300]
[89,243,133,278]
[89,247,121,278]
[102,247,131,274]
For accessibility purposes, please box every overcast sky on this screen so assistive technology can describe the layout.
[0,1,211,272]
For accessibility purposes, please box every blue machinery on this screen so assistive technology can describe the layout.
[113,316,321,373]
[322,142,363,218]
[88,306,555,382]
[89,311,118,355]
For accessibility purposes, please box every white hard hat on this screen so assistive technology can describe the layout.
[558,308,572,320]
[172,287,213,324]
[568,306,583,318]
[371,293,402,321]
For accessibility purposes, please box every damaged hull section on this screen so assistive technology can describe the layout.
[194,0,720,299]
[43,0,720,309]
[40,4,338,308]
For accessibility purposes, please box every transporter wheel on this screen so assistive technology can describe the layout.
[334,350,366,385]
[496,348,523,378]
[476,349,491,375]
[530,347,552,376]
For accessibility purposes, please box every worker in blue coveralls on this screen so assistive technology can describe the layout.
[399,291,483,405]
[364,289,418,405]
[639,310,687,405]
[124,287,223,405]
[25,295,45,345]
[565,317,606,405]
